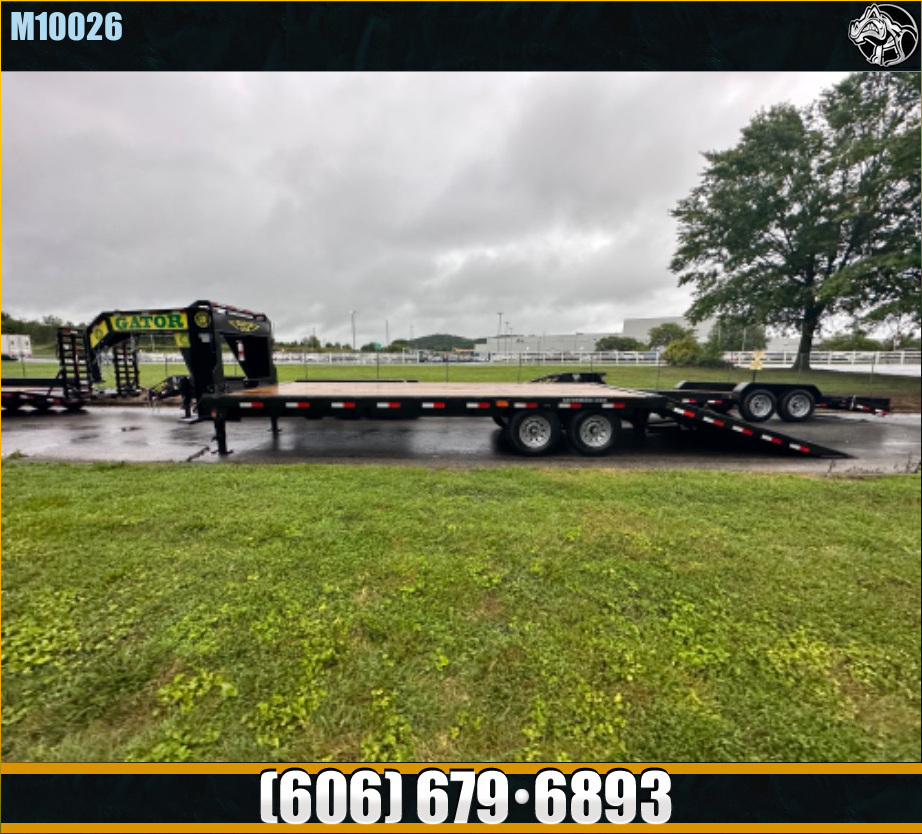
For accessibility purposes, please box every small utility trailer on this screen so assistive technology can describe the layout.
[656,380,891,423]
[3,300,892,461]
[0,379,86,412]
[0,329,92,413]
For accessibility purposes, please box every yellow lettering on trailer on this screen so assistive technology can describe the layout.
[110,312,188,332]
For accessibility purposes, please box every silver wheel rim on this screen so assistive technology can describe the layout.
[578,415,613,448]
[518,415,552,449]
[786,393,812,418]
[747,393,774,418]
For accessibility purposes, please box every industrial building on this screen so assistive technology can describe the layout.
[474,317,713,356]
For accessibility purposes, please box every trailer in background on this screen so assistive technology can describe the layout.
[1,329,90,412]
[659,380,891,422]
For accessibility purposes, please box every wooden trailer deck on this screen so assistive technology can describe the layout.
[225,380,662,402]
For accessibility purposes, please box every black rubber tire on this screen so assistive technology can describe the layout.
[566,410,620,456]
[778,389,815,423]
[506,410,561,456]
[737,388,777,422]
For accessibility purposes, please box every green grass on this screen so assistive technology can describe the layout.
[5,359,917,400]
[2,462,919,762]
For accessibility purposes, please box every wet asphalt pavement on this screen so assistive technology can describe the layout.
[1,404,919,474]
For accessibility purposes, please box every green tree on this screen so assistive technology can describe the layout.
[595,335,645,352]
[661,336,703,366]
[385,339,413,353]
[671,72,921,370]
[818,331,884,351]
[705,317,767,352]
[647,323,692,349]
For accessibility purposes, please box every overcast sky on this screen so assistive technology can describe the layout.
[2,72,847,344]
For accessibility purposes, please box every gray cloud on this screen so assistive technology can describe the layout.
[2,72,845,343]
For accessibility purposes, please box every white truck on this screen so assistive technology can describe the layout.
[1,333,33,361]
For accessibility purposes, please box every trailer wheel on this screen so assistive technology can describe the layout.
[567,411,620,456]
[778,389,815,422]
[738,388,776,422]
[506,410,561,456]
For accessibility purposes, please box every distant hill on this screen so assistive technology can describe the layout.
[411,334,476,351]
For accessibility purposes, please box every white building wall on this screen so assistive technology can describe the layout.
[621,316,714,343]
[476,332,620,355]
[473,317,718,356]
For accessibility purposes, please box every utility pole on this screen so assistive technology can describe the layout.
[351,310,357,350]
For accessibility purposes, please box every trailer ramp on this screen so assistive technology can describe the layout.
[661,399,848,459]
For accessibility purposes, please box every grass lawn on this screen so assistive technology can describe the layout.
[2,462,919,762]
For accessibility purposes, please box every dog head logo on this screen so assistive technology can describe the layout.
[848,4,918,66]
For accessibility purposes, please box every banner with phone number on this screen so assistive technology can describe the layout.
[2,764,921,829]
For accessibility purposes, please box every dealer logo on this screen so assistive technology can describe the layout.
[228,319,260,333]
[848,4,918,66]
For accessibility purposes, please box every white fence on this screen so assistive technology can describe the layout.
[724,350,921,367]
[17,348,922,370]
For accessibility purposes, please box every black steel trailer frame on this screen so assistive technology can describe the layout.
[3,300,894,460]
[0,378,86,412]
[0,329,94,412]
[198,379,849,459]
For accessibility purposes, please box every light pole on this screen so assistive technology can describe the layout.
[350,310,357,351]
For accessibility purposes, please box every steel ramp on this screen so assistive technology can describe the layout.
[660,398,849,459]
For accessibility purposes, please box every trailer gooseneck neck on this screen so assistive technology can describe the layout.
[85,300,276,402]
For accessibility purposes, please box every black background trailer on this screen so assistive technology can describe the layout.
[660,380,891,423]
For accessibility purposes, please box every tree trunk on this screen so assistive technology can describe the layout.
[791,308,820,371]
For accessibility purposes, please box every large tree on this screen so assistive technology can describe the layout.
[670,72,920,370]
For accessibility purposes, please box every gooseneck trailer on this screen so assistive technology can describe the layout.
[2,300,892,460]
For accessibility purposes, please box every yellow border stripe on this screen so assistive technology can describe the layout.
[2,762,921,775]
[2,825,921,834]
